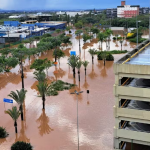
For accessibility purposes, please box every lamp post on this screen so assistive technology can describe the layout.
[136,20,141,48]
[70,90,83,150]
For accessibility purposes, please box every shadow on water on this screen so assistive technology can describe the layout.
[36,109,54,136]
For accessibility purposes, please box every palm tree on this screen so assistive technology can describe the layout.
[101,51,107,66]
[5,106,20,133]
[120,40,123,51]
[37,82,51,110]
[76,60,82,82]
[88,49,97,64]
[34,71,46,83]
[105,29,113,50]
[8,89,27,121]
[68,55,79,78]
[97,32,105,51]
[82,60,89,76]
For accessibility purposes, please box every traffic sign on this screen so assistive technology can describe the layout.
[3,98,13,103]
[70,51,76,56]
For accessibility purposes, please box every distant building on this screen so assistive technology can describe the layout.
[139,7,150,14]
[117,1,140,18]
[106,8,117,18]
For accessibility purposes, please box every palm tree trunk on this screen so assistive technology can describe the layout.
[99,42,100,50]
[101,42,103,51]
[85,68,86,76]
[42,95,45,110]
[92,56,94,64]
[20,104,24,121]
[14,121,17,133]
[78,70,80,82]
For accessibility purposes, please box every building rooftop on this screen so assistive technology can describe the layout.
[115,39,150,65]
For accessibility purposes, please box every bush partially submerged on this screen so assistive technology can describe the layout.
[0,127,8,138]
[97,52,114,61]
[11,141,33,150]
[47,80,76,96]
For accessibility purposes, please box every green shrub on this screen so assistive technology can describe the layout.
[113,37,122,40]
[0,127,8,138]
[97,52,114,61]
[129,38,146,43]
[97,50,127,60]
[11,141,33,150]
[106,53,114,61]
[108,50,128,54]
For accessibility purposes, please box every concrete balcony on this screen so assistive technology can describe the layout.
[114,107,150,121]
[114,128,150,143]
[114,85,150,98]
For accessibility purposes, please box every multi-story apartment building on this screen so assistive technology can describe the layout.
[106,8,117,18]
[106,1,149,18]
[113,40,150,150]
[117,1,140,18]
[139,7,149,14]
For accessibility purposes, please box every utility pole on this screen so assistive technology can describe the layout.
[70,90,83,150]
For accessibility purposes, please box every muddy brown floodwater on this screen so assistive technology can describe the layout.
[0,30,148,150]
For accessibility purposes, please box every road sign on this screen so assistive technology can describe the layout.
[70,51,76,56]
[3,98,13,103]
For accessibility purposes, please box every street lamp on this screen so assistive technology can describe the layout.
[70,90,83,150]
[136,20,141,48]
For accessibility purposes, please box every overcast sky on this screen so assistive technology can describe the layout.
[0,0,149,10]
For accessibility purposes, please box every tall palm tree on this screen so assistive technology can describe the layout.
[105,29,113,50]
[37,82,51,110]
[34,71,46,83]
[120,40,123,51]
[8,89,27,121]
[82,60,89,76]
[88,49,97,64]
[97,32,105,51]
[68,55,79,78]
[101,51,107,66]
[5,106,20,133]
[76,60,82,82]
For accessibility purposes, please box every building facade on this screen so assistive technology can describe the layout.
[113,40,150,150]
[106,8,117,18]
[117,1,139,18]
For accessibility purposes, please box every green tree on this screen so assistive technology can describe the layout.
[8,89,27,121]
[37,82,51,110]
[11,141,33,150]
[82,60,89,76]
[76,60,82,82]
[34,71,47,83]
[88,49,97,64]
[55,29,61,34]
[53,49,65,65]
[120,40,123,51]
[75,21,83,29]
[68,55,80,78]
[97,32,105,51]
[0,56,18,72]
[5,106,20,133]
[30,58,52,72]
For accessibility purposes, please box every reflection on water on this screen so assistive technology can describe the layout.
[100,67,107,78]
[0,138,7,144]
[82,77,89,89]
[88,64,98,79]
[36,109,53,136]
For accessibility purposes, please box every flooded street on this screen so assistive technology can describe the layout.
[0,30,146,150]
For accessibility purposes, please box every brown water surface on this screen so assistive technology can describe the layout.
[0,30,148,150]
